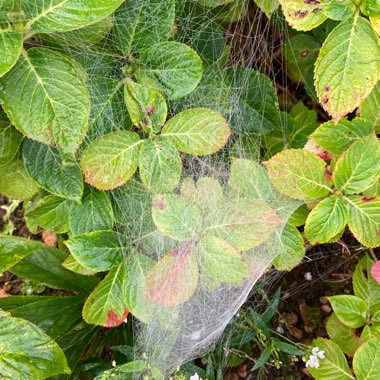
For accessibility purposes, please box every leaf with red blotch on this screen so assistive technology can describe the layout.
[83,263,129,327]
[145,242,199,306]
[371,261,380,285]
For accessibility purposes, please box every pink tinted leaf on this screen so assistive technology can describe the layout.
[371,261,380,285]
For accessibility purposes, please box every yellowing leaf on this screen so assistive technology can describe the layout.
[305,195,348,245]
[345,195,380,248]
[162,108,231,156]
[139,138,182,193]
[197,235,249,285]
[152,194,202,241]
[265,149,332,201]
[81,131,142,190]
[333,134,380,195]
[206,197,281,250]
[0,158,39,201]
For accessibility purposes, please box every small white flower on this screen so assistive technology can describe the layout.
[112,360,116,367]
[312,347,320,355]
[317,350,325,359]
[305,272,313,281]
[276,326,285,334]
[190,374,202,380]
[306,355,320,369]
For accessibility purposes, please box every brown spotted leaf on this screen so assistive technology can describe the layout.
[315,16,380,122]
[279,0,327,31]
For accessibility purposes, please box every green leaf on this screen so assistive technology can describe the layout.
[118,360,149,373]
[345,195,380,247]
[10,244,98,292]
[228,158,275,201]
[360,81,380,133]
[271,338,304,355]
[326,313,361,356]
[226,67,281,135]
[0,295,84,340]
[124,79,167,133]
[328,295,368,328]
[288,204,309,227]
[25,195,72,233]
[362,0,380,16]
[176,15,226,63]
[284,34,320,83]
[315,16,380,122]
[23,139,83,201]
[152,194,202,241]
[0,312,70,378]
[65,230,128,272]
[197,0,233,7]
[0,235,44,273]
[0,113,23,166]
[135,41,203,99]
[0,157,39,200]
[265,110,319,157]
[145,244,199,306]
[139,138,182,193]
[69,185,114,236]
[81,131,142,190]
[197,235,249,285]
[113,0,175,54]
[353,337,380,380]
[324,0,357,21]
[161,108,230,155]
[307,338,352,380]
[83,263,129,327]
[181,177,224,215]
[333,134,380,194]
[361,311,380,343]
[0,30,22,77]
[305,195,348,245]
[278,0,327,31]
[56,324,100,374]
[87,76,131,140]
[253,0,279,17]
[265,149,332,201]
[37,16,113,47]
[353,253,380,313]
[251,346,271,371]
[24,0,124,33]
[62,255,97,276]
[206,198,281,250]
[272,224,305,271]
[311,118,374,156]
[110,179,152,230]
[124,253,155,323]
[0,48,90,153]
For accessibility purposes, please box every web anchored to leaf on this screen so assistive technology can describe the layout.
[3,0,380,378]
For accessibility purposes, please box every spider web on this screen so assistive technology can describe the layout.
[26,0,311,377]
